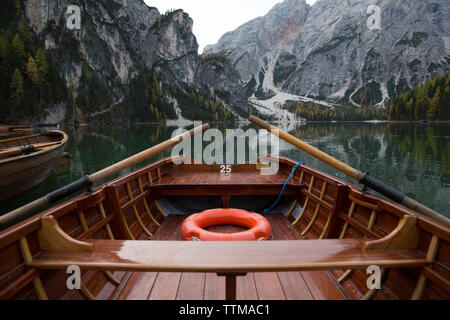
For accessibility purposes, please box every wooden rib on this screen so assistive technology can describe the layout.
[293,176,314,227]
[301,182,327,236]
[38,216,94,251]
[411,235,440,300]
[103,271,121,286]
[98,203,114,240]
[19,238,48,300]
[154,200,168,217]
[138,176,160,227]
[148,171,153,185]
[337,202,359,283]
[157,167,162,182]
[298,170,304,184]
[338,210,379,280]
[339,201,356,239]
[319,212,332,240]
[349,194,379,212]
[361,268,387,300]
[285,200,298,218]
[81,282,96,300]
[126,182,153,239]
[338,269,353,283]
[367,210,378,231]
[115,188,135,241]
[77,211,89,232]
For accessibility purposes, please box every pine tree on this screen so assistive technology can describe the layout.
[26,56,39,85]
[0,34,8,60]
[426,87,440,119]
[10,68,24,105]
[19,21,33,49]
[11,33,26,68]
[415,88,428,120]
[14,0,21,16]
[35,48,48,84]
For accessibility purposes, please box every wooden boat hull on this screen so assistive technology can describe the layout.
[0,131,68,202]
[0,155,448,300]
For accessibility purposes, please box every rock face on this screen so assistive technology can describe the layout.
[24,0,248,122]
[206,0,450,107]
[204,0,310,94]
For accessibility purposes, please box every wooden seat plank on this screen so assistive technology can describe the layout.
[30,239,427,273]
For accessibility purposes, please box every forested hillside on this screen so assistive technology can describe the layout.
[389,71,450,121]
[0,0,68,123]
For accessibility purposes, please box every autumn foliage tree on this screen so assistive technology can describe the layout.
[389,71,450,121]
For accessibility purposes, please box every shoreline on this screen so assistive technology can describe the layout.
[3,119,449,128]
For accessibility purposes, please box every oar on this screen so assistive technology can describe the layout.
[0,124,209,225]
[249,115,450,226]
[0,142,62,158]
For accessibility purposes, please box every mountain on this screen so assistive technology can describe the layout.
[205,0,450,116]
[1,0,249,125]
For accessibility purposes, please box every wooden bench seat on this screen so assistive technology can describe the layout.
[30,239,427,273]
[29,214,429,300]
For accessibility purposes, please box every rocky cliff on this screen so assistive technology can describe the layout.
[23,0,248,124]
[206,0,450,109]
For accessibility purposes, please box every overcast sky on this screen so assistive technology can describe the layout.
[144,0,317,53]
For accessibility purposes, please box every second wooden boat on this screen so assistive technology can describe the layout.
[0,131,68,203]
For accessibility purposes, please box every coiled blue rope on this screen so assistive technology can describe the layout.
[263,161,304,214]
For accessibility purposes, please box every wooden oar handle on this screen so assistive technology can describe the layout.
[248,116,271,130]
[0,197,49,226]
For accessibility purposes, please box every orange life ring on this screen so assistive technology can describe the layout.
[181,209,272,241]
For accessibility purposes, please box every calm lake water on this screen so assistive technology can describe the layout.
[1,122,449,228]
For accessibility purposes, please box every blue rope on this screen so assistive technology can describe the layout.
[263,161,304,214]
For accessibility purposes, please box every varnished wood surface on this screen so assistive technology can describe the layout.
[0,131,68,203]
[31,238,428,273]
[1,155,449,300]
[161,170,290,185]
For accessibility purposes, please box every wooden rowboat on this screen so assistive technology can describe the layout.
[0,154,448,300]
[0,131,68,203]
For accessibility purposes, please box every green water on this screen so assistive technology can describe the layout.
[1,122,449,227]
